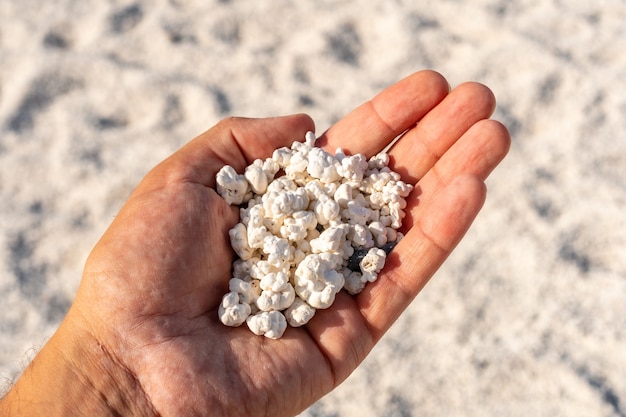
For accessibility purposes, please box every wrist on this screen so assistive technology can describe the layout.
[0,309,158,416]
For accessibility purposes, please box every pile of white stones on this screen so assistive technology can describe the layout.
[216,132,412,338]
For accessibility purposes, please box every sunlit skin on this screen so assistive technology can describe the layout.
[0,70,510,417]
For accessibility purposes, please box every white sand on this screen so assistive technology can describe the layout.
[1,0,625,415]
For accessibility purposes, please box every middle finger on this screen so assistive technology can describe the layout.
[388,82,497,184]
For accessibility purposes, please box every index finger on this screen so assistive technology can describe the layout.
[317,70,450,156]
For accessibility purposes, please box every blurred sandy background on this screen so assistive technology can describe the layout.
[1,0,625,415]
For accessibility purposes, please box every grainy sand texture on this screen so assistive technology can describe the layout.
[1,1,625,415]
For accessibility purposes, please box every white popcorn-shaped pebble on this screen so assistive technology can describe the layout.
[247,310,287,339]
[218,292,252,327]
[229,223,255,260]
[272,147,293,167]
[334,183,353,207]
[280,211,317,242]
[216,165,250,205]
[264,188,309,219]
[347,223,374,248]
[246,205,269,249]
[342,270,366,296]
[256,272,296,311]
[368,221,388,246]
[293,253,344,309]
[262,235,293,267]
[310,225,349,253]
[307,148,341,184]
[229,278,261,304]
[304,131,317,147]
[313,196,340,226]
[244,160,269,194]
[369,152,389,170]
[216,131,412,338]
[337,153,368,182]
[284,297,316,327]
[285,152,308,182]
[343,199,372,225]
[360,248,387,282]
[267,176,298,193]
[232,257,256,279]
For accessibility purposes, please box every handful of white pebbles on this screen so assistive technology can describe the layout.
[215,132,412,338]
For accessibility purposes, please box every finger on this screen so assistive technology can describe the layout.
[317,70,450,157]
[403,119,511,229]
[144,114,315,190]
[388,82,497,184]
[357,174,488,341]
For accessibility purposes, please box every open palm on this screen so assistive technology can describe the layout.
[68,70,510,417]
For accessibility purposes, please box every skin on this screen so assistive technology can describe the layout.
[0,70,510,417]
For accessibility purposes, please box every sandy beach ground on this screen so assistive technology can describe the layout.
[1,0,625,415]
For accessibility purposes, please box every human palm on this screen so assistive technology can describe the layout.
[67,70,509,417]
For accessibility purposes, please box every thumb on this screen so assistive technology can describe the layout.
[142,114,315,191]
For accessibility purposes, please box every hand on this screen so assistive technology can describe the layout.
[0,70,510,416]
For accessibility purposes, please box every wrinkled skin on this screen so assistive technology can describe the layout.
[0,70,510,417]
